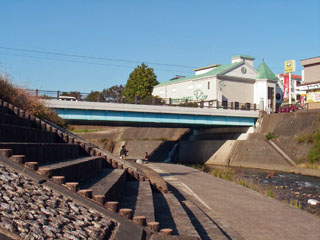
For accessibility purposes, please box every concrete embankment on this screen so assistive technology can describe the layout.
[179,127,251,165]
[73,126,189,160]
[206,110,320,177]
[72,110,320,176]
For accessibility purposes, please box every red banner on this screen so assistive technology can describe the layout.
[283,75,289,100]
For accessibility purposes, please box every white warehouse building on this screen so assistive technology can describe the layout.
[152,55,278,112]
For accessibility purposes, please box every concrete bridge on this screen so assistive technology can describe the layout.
[44,100,259,127]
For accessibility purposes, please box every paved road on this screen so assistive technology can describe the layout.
[148,163,320,240]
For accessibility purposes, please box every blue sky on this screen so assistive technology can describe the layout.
[0,0,319,93]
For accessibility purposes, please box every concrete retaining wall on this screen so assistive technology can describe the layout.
[179,140,226,164]
[259,111,320,163]
[229,139,292,170]
[124,140,163,159]
[205,140,236,165]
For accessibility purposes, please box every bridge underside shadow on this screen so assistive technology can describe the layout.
[66,119,252,129]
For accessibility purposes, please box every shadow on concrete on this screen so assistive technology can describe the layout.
[167,183,210,240]
[79,168,114,189]
[167,183,232,240]
[152,191,178,234]
[118,181,139,216]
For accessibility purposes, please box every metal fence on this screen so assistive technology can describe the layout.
[25,89,259,111]
[25,89,90,100]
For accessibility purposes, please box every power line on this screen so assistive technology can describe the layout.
[0,52,193,74]
[0,46,196,69]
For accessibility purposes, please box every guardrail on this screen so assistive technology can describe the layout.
[25,89,90,100]
[26,89,259,111]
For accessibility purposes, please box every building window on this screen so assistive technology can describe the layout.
[208,81,210,89]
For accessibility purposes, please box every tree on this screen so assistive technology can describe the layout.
[102,85,124,102]
[85,91,105,102]
[123,63,158,102]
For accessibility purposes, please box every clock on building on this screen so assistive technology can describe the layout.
[241,67,247,74]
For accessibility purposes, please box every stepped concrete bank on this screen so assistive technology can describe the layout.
[0,99,200,239]
[2,99,226,239]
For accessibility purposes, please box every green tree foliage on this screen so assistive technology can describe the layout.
[85,91,105,102]
[123,63,158,102]
[102,85,124,102]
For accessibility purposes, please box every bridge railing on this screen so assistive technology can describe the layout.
[25,89,90,100]
[26,89,259,111]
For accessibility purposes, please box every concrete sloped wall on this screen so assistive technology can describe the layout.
[259,111,320,163]
[205,140,236,165]
[124,140,163,159]
[260,111,320,136]
[229,139,292,170]
[179,140,226,164]
[75,126,189,160]
[206,111,320,170]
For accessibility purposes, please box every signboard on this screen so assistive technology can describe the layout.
[284,60,296,73]
[283,75,289,100]
[296,82,320,91]
[307,89,320,103]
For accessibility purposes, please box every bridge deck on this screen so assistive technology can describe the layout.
[148,163,320,240]
[45,100,258,126]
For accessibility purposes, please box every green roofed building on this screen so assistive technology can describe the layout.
[152,55,278,112]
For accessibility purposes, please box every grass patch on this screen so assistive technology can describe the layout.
[265,132,277,140]
[209,168,233,180]
[307,130,320,164]
[296,134,314,143]
[297,163,320,169]
[289,199,302,209]
[190,164,210,172]
[267,189,274,198]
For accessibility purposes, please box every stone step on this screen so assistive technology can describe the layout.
[0,104,13,114]
[39,156,105,182]
[153,192,200,237]
[0,143,83,163]
[79,168,126,204]
[0,112,38,128]
[118,181,155,223]
[0,124,61,143]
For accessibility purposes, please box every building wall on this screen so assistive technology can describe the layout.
[218,78,254,103]
[224,65,257,79]
[153,76,217,102]
[303,64,320,84]
[254,80,267,106]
